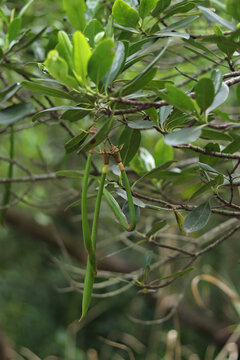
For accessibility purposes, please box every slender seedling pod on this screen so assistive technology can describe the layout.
[91,153,110,253]
[0,126,14,227]
[80,257,94,320]
[81,153,109,320]
[81,152,97,274]
[112,147,136,231]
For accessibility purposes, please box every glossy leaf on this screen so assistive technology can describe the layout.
[198,6,236,31]
[166,85,195,113]
[161,16,199,32]
[159,105,172,125]
[84,19,104,47]
[44,50,78,89]
[211,69,222,94]
[112,0,139,28]
[8,17,22,43]
[65,131,89,153]
[199,143,220,166]
[119,40,170,96]
[139,0,158,19]
[21,81,74,100]
[88,39,115,85]
[183,202,211,233]
[201,128,232,142]
[103,41,127,88]
[103,188,128,229]
[73,31,92,84]
[164,126,202,146]
[32,106,86,122]
[133,161,175,187]
[222,136,240,154]
[151,0,171,16]
[0,83,20,104]
[163,1,196,20]
[63,0,86,31]
[195,78,215,111]
[78,117,114,152]
[0,103,34,125]
[119,127,141,165]
[56,31,73,72]
[121,67,157,96]
[206,83,229,117]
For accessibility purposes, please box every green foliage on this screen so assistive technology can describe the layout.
[1,0,240,357]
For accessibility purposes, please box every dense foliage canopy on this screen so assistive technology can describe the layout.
[1,0,240,359]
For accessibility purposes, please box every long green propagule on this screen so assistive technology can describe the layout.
[81,150,110,319]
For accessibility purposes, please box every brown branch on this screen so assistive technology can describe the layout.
[173,144,240,160]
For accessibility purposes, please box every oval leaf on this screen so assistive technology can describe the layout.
[195,78,215,111]
[88,39,115,85]
[183,201,211,233]
[112,0,139,28]
[164,126,202,146]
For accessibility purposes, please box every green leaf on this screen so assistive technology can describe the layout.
[78,117,114,152]
[201,128,232,142]
[164,126,202,146]
[154,137,174,165]
[44,50,78,89]
[181,183,202,200]
[0,103,34,125]
[206,83,229,117]
[151,0,171,16]
[116,189,146,208]
[183,201,211,233]
[166,84,195,113]
[159,105,172,125]
[119,40,170,96]
[73,31,92,84]
[161,16,199,32]
[199,143,220,166]
[61,108,91,122]
[103,188,128,229]
[198,5,236,31]
[139,0,158,19]
[154,31,190,39]
[32,106,87,122]
[84,19,104,47]
[119,127,141,165]
[19,0,35,16]
[65,131,89,153]
[163,1,196,20]
[8,17,22,43]
[121,67,157,96]
[222,136,240,154]
[63,0,86,31]
[226,0,240,21]
[88,39,115,85]
[211,69,223,94]
[0,83,20,104]
[127,120,155,129]
[21,81,74,100]
[56,31,73,72]
[103,41,127,88]
[112,0,139,28]
[147,220,167,237]
[194,78,215,111]
[133,161,175,187]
